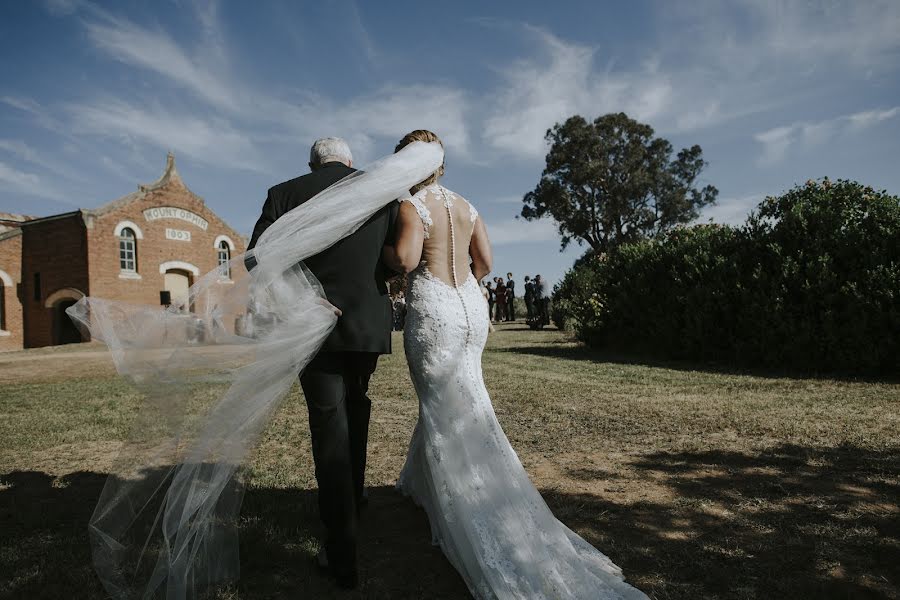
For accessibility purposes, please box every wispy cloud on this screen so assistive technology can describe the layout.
[489,195,525,205]
[701,192,763,226]
[480,2,900,162]
[483,26,671,159]
[69,5,473,165]
[651,1,900,132]
[0,139,88,182]
[83,12,241,113]
[346,0,378,66]
[754,106,900,164]
[486,216,558,245]
[1,96,69,135]
[67,99,269,172]
[0,161,69,202]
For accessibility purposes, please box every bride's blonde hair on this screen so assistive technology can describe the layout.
[395,129,445,194]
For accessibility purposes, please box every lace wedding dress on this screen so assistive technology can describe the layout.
[397,184,648,599]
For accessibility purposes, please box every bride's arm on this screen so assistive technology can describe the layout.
[382,201,424,274]
[469,216,493,281]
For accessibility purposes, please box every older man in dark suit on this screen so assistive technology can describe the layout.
[247,137,397,590]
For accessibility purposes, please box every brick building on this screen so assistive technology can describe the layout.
[0,153,246,351]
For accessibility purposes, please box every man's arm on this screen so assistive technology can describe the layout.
[244,189,280,271]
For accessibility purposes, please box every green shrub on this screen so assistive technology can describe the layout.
[552,179,900,374]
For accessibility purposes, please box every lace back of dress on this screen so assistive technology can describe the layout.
[417,186,476,289]
[443,187,460,289]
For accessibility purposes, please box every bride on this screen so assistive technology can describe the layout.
[383,130,647,599]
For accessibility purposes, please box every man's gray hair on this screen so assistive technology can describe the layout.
[309,137,353,166]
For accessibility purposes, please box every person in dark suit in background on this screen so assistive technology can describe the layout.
[246,137,397,590]
[485,279,495,319]
[493,276,507,322]
[523,275,535,320]
[534,274,550,326]
[505,272,516,321]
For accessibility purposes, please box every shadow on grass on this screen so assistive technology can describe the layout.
[0,472,466,600]
[498,343,899,383]
[545,443,900,600]
[2,443,897,599]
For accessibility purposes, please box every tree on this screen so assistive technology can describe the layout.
[521,113,718,252]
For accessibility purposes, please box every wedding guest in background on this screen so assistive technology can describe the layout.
[523,275,535,320]
[534,274,550,326]
[505,272,516,321]
[485,280,495,320]
[481,280,495,332]
[493,276,507,322]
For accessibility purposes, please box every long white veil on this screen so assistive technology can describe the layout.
[66,141,445,599]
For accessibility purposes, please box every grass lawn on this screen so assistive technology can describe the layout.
[1,323,898,599]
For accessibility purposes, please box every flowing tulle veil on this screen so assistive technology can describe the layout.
[66,141,445,599]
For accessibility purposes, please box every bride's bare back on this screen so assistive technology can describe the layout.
[385,183,492,285]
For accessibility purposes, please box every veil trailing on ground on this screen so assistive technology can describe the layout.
[66,141,444,599]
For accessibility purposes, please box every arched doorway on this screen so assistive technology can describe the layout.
[52,299,82,345]
[45,288,86,346]
[164,269,192,311]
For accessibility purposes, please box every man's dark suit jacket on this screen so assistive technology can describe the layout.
[247,162,399,354]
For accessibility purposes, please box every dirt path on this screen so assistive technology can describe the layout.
[0,346,116,383]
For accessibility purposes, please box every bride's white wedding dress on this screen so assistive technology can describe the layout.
[397,184,648,600]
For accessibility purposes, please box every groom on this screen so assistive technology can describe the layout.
[247,137,399,589]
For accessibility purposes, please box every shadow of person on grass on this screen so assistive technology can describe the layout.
[0,470,467,600]
[2,443,896,599]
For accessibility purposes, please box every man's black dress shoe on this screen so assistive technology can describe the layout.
[316,550,358,590]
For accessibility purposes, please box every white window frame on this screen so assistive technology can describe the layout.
[118,226,139,276]
[0,268,11,335]
[213,235,235,282]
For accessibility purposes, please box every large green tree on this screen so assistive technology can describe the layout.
[522,113,718,251]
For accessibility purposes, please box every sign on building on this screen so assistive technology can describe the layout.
[143,207,209,231]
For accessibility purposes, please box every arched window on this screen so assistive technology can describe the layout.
[119,227,137,272]
[217,240,231,279]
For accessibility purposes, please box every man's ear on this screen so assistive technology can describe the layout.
[347,160,353,168]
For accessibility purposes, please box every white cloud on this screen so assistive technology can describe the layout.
[74,9,473,165]
[649,1,900,134]
[847,107,900,129]
[0,139,87,182]
[1,96,68,134]
[486,216,558,245]
[83,13,241,113]
[740,0,900,70]
[490,195,525,205]
[754,106,900,164]
[67,100,269,172]
[701,193,763,226]
[0,161,68,201]
[0,140,48,168]
[41,0,80,16]
[483,26,671,159]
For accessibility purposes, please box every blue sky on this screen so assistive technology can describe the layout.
[2,0,899,286]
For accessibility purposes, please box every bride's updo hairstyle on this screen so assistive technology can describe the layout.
[395,129,445,195]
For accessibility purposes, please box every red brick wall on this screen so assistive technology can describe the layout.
[87,183,247,311]
[0,232,24,351]
[20,214,90,348]
[6,168,248,350]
